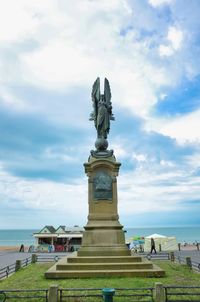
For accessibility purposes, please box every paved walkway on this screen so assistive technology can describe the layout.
[0,252,32,269]
[0,252,69,269]
[175,250,200,264]
[0,250,200,270]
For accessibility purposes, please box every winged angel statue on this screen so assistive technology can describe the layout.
[90,77,114,140]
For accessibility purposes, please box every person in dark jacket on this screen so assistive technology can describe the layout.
[150,238,157,254]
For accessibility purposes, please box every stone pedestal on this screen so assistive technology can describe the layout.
[45,152,165,278]
[78,154,130,256]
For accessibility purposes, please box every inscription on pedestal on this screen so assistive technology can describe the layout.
[93,171,112,200]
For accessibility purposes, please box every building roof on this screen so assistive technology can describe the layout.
[55,225,66,233]
[38,225,56,234]
[65,226,84,233]
[34,225,84,236]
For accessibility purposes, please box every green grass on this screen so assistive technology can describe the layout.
[0,261,200,289]
[0,261,199,289]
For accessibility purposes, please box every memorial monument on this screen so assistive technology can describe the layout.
[45,78,165,278]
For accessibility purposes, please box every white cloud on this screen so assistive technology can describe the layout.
[0,0,196,123]
[0,0,200,228]
[160,160,174,167]
[147,109,200,143]
[118,164,200,215]
[0,87,32,111]
[21,38,103,89]
[0,0,39,42]
[132,152,147,162]
[0,166,87,218]
[0,0,168,119]
[1,157,200,225]
[159,26,183,57]
[159,45,174,57]
[186,153,200,170]
[167,26,183,50]
[111,143,128,159]
[149,0,174,7]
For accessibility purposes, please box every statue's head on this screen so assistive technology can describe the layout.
[98,94,105,106]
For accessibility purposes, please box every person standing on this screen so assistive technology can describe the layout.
[150,238,157,254]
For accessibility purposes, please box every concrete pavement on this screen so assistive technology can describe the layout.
[0,250,199,270]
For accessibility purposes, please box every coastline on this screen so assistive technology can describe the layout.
[0,244,198,252]
[0,246,25,252]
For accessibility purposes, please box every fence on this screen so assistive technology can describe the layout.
[0,254,65,280]
[0,257,32,279]
[1,253,200,301]
[1,284,200,302]
[172,253,200,272]
[140,253,170,261]
[59,287,154,302]
[164,285,200,302]
[36,255,63,263]
[0,289,48,301]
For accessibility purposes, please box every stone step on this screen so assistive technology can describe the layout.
[67,256,142,263]
[78,250,131,256]
[56,262,153,271]
[45,264,165,278]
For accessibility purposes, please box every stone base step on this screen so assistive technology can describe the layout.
[77,250,131,256]
[67,255,142,263]
[45,264,165,278]
[56,262,153,271]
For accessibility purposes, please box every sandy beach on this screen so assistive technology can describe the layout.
[179,244,199,251]
[0,246,28,252]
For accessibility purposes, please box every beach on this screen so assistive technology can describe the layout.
[0,246,28,252]
[0,246,20,252]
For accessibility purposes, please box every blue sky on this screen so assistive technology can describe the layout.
[0,0,200,229]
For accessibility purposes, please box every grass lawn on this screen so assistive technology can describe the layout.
[0,261,199,289]
[0,262,200,301]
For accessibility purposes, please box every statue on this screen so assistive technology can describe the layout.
[90,78,114,153]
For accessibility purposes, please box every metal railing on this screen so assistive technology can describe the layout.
[36,254,63,263]
[1,285,200,301]
[0,255,63,280]
[164,285,200,302]
[109,287,154,302]
[175,255,200,272]
[140,252,170,260]
[60,288,102,302]
[0,263,15,279]
[59,287,154,302]
[0,257,32,280]
[0,289,48,301]
[21,257,32,267]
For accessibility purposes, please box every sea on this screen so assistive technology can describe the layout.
[0,226,200,246]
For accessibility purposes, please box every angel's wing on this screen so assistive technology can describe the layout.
[104,78,111,106]
[104,78,115,120]
[90,77,100,122]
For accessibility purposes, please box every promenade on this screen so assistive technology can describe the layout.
[0,252,69,269]
[175,250,200,264]
[0,250,199,270]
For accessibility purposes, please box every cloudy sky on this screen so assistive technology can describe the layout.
[0,0,200,229]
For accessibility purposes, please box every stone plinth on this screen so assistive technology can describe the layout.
[77,154,130,257]
[45,153,165,278]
